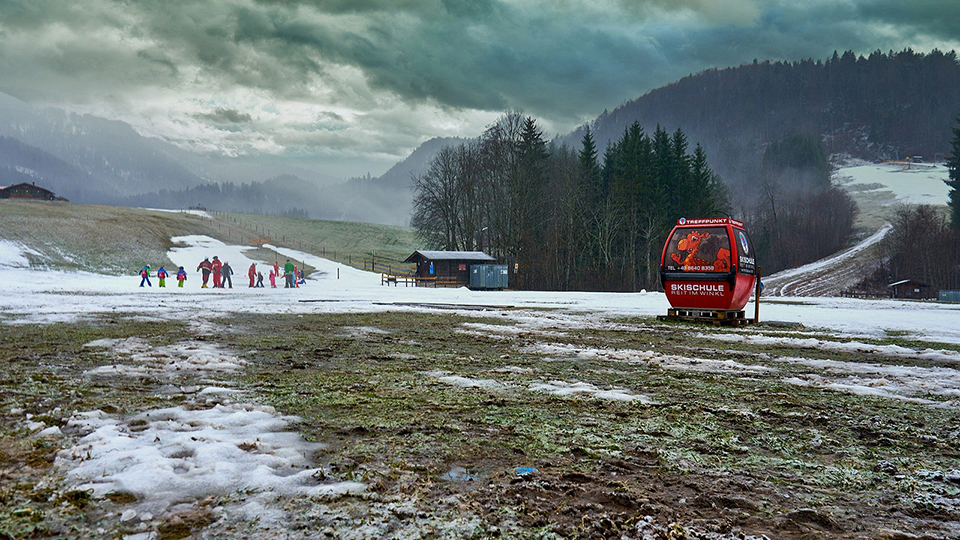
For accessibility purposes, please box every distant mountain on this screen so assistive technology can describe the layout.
[0,93,347,204]
[100,137,465,224]
[558,49,960,197]
[0,136,94,199]
[321,137,467,226]
[0,95,206,201]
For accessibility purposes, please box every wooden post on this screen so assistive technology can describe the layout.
[754,266,762,324]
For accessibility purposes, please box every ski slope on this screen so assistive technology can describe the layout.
[764,160,951,297]
[763,223,892,297]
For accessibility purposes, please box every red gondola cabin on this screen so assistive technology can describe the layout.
[660,218,757,311]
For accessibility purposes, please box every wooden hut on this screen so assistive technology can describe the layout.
[0,182,61,201]
[403,251,496,286]
[888,279,934,299]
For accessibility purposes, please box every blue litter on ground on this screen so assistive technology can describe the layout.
[515,467,539,475]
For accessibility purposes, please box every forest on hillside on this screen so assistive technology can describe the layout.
[414,112,858,291]
[568,49,960,204]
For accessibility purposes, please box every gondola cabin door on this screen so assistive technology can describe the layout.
[660,218,757,311]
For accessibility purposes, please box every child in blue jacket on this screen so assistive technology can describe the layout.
[139,266,152,287]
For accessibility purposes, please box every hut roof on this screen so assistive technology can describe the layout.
[1,182,55,195]
[404,250,496,263]
[888,279,928,288]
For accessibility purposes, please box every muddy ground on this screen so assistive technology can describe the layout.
[1,310,959,539]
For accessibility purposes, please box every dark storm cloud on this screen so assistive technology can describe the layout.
[0,0,956,165]
[197,107,253,124]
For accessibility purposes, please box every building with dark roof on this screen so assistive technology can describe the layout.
[403,250,496,286]
[0,182,63,201]
[888,279,934,299]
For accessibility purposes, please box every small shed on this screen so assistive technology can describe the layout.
[403,250,496,286]
[0,182,60,201]
[888,279,934,299]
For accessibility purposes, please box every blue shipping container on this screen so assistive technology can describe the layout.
[940,290,960,303]
[470,264,509,290]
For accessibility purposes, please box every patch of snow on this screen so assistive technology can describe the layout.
[433,373,505,391]
[57,403,360,517]
[36,425,63,438]
[143,208,212,219]
[528,380,653,403]
[198,386,242,395]
[0,239,40,268]
[459,321,567,338]
[782,376,938,405]
[339,326,389,337]
[835,162,952,205]
[777,355,960,405]
[493,365,535,374]
[525,341,775,374]
[83,338,247,378]
[701,333,960,364]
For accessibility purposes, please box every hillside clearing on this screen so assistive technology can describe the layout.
[0,201,421,275]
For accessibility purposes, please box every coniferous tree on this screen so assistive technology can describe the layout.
[947,116,960,229]
[514,116,550,286]
[690,143,728,218]
[578,127,602,206]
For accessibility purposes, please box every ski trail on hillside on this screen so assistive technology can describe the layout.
[764,223,892,297]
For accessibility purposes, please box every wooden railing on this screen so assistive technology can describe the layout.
[366,260,415,277]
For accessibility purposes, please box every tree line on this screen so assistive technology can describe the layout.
[412,111,729,291]
[566,49,960,208]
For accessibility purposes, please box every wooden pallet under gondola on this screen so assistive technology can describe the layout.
[657,308,754,327]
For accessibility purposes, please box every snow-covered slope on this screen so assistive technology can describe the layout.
[763,223,891,297]
[834,161,951,206]
[763,160,950,297]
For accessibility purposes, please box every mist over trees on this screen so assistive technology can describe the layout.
[412,112,729,291]
[748,134,857,274]
[113,175,318,217]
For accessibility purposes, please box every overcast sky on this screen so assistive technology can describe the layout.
[1,0,958,179]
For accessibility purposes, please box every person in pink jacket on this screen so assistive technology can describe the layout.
[269,268,277,288]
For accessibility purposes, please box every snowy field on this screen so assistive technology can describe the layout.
[3,235,960,539]
[834,160,951,206]
[2,235,959,344]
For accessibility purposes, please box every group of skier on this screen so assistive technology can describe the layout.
[139,257,305,289]
[138,265,187,288]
